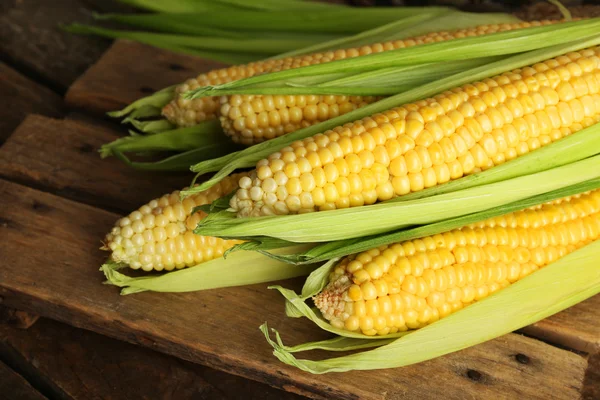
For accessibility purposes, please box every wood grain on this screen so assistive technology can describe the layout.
[0,115,191,213]
[0,179,589,400]
[0,0,111,93]
[0,318,305,400]
[0,360,47,400]
[522,296,600,354]
[0,63,63,143]
[583,353,600,400]
[65,40,227,115]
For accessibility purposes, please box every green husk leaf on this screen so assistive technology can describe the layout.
[100,120,231,157]
[273,12,443,58]
[110,140,239,171]
[317,57,501,89]
[107,86,175,118]
[195,155,600,242]
[94,12,342,42]
[263,239,600,373]
[194,191,236,215]
[213,0,346,11]
[547,0,572,20]
[187,19,600,98]
[373,11,520,41]
[115,0,329,12]
[262,324,395,353]
[93,12,245,38]
[194,7,451,34]
[224,237,296,258]
[258,178,600,265]
[101,244,317,295]
[185,34,600,193]
[64,24,322,55]
[122,105,162,123]
[275,10,519,58]
[63,24,263,63]
[115,0,237,12]
[129,119,175,133]
[193,57,502,97]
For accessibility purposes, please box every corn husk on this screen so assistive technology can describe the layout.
[261,238,600,373]
[194,155,600,242]
[102,244,317,295]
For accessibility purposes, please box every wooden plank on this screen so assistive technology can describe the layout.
[0,318,304,400]
[65,40,227,115]
[583,353,600,400]
[0,0,112,93]
[0,180,589,400]
[0,115,190,213]
[0,360,47,400]
[522,296,600,354]
[0,63,63,143]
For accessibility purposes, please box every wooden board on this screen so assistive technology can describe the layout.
[0,179,590,400]
[0,0,112,93]
[584,353,600,400]
[0,63,63,143]
[0,360,47,400]
[522,297,600,354]
[65,40,227,115]
[0,318,304,400]
[0,115,190,213]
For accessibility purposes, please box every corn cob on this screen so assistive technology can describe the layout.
[313,189,600,336]
[229,46,600,217]
[162,20,558,145]
[103,173,246,271]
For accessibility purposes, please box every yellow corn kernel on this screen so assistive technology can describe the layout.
[162,21,559,143]
[232,46,600,217]
[103,173,246,271]
[312,189,600,335]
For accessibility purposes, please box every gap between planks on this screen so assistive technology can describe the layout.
[0,178,591,400]
[0,359,47,400]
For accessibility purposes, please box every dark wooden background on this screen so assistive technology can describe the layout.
[0,1,599,399]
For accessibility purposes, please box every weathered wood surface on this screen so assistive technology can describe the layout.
[0,115,190,213]
[0,360,47,400]
[0,63,63,143]
[522,296,600,354]
[0,0,112,93]
[583,353,600,400]
[0,306,39,330]
[0,318,304,400]
[0,179,590,400]
[65,40,227,115]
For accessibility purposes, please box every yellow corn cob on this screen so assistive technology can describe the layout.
[314,189,600,336]
[162,20,558,145]
[229,46,600,217]
[103,173,246,271]
[220,94,381,145]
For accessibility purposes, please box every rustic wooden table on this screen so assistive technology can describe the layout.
[0,1,599,399]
